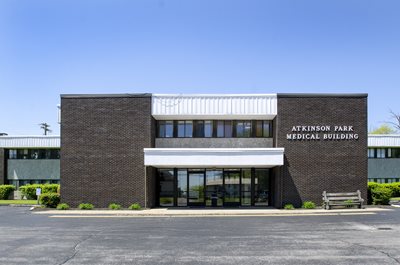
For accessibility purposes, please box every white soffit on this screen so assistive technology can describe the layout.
[0,136,60,148]
[152,94,277,120]
[144,148,284,168]
[368,134,400,147]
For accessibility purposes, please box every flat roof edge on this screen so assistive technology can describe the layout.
[61,93,152,98]
[277,93,368,98]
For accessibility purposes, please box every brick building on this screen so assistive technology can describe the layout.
[60,93,368,208]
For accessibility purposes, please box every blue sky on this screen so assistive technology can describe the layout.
[1,0,399,135]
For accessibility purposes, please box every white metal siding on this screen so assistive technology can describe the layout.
[152,94,277,120]
[368,135,400,147]
[0,136,60,148]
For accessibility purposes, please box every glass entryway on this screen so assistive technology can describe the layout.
[223,169,241,206]
[158,168,271,207]
[188,170,205,206]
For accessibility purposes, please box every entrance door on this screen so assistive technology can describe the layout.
[223,170,241,206]
[188,170,205,206]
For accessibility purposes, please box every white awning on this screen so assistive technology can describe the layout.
[144,148,284,168]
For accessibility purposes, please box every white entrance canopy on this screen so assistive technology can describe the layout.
[144,148,284,168]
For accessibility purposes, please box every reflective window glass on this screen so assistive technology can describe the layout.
[254,169,269,206]
[177,169,187,206]
[241,169,251,206]
[204,120,213,137]
[206,170,223,206]
[225,121,233,137]
[217,121,224,137]
[159,169,174,206]
[194,121,204,137]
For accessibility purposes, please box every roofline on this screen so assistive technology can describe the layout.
[368,134,400,137]
[61,93,152,98]
[0,135,60,138]
[152,94,277,97]
[277,93,368,98]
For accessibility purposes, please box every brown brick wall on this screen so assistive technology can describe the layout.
[0,149,4,185]
[60,95,155,208]
[275,95,368,208]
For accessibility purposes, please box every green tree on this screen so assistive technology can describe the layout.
[370,124,396,134]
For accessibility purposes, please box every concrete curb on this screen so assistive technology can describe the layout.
[33,207,392,217]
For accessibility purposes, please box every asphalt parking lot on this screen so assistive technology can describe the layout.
[0,207,400,265]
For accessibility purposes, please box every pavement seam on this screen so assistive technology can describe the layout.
[56,231,101,265]
[339,239,400,264]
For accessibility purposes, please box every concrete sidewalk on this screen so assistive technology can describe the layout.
[33,207,392,217]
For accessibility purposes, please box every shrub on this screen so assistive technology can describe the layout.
[372,186,392,205]
[19,184,41,200]
[129,203,141,210]
[109,203,122,210]
[56,203,70,210]
[382,182,400,198]
[41,184,59,194]
[0,185,15,200]
[19,184,60,200]
[78,203,94,210]
[284,204,295,210]
[39,193,61,208]
[302,201,316,209]
[368,182,380,205]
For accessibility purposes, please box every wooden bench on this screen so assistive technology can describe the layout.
[322,190,364,210]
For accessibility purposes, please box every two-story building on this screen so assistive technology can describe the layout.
[60,93,368,208]
[0,136,60,198]
[368,134,400,183]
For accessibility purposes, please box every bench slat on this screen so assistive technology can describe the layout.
[329,202,361,205]
[325,192,359,196]
[327,197,360,201]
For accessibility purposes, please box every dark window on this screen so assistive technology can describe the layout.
[217,121,224,137]
[159,169,174,206]
[204,120,213,137]
[8,150,17,159]
[177,169,187,206]
[225,121,233,137]
[256,121,272,137]
[157,120,273,138]
[194,121,204,137]
[177,121,185,137]
[254,169,270,206]
[236,121,251,137]
[391,148,400,158]
[177,121,193,138]
[368,149,375,158]
[158,121,174,138]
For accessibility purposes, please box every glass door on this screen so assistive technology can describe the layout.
[223,170,241,206]
[188,170,205,206]
[205,170,223,207]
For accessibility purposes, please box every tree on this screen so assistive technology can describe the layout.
[369,124,396,134]
[387,110,400,132]
[39,123,52,135]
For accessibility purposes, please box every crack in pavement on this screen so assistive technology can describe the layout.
[56,231,102,265]
[339,239,400,264]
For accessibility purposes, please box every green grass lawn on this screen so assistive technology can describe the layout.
[0,200,38,205]
[391,197,400,201]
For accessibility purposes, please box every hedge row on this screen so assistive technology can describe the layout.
[368,182,400,205]
[0,185,15,200]
[19,184,60,200]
